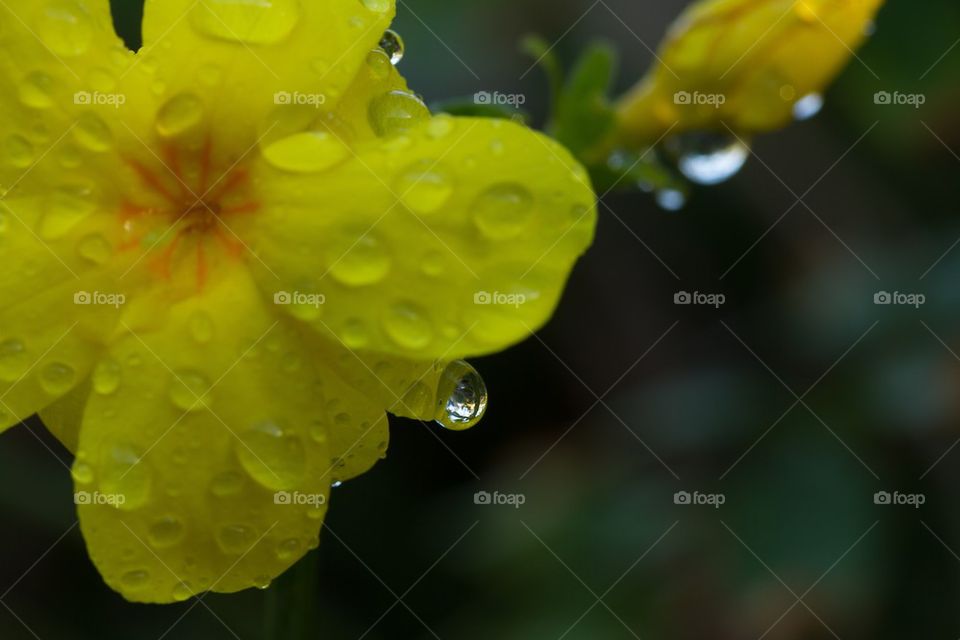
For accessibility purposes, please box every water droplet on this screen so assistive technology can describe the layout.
[368,90,429,136]
[655,188,687,211]
[210,471,244,497]
[253,575,272,589]
[216,523,256,554]
[120,569,151,590]
[434,361,487,430]
[328,232,391,286]
[236,421,307,490]
[156,93,203,137]
[276,538,302,560]
[0,339,29,383]
[39,362,75,395]
[39,185,96,240]
[99,443,151,510]
[792,93,824,121]
[92,358,122,395]
[341,319,370,349]
[360,0,390,13]
[4,135,34,168]
[74,113,113,152]
[149,515,185,548]
[168,370,211,412]
[71,461,94,484]
[77,233,112,264]
[383,302,433,350]
[378,29,404,65]
[19,72,55,109]
[663,132,749,186]
[471,183,535,239]
[396,160,453,214]
[262,131,349,173]
[172,582,193,602]
[366,50,392,80]
[191,0,301,45]
[38,3,93,57]
[426,116,454,139]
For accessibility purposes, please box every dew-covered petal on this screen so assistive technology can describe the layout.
[617,0,884,143]
[245,116,597,361]
[73,263,386,603]
[137,0,396,157]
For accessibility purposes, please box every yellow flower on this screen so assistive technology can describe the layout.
[616,0,884,146]
[0,0,596,603]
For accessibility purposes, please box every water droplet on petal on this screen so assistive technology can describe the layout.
[4,135,34,168]
[328,232,391,286]
[77,233,112,264]
[92,358,122,395]
[792,93,824,121]
[396,160,453,214]
[216,523,256,554]
[74,113,114,152]
[191,0,301,45]
[40,184,97,240]
[262,131,349,173]
[276,538,301,560]
[210,471,244,497]
[236,421,307,490]
[369,90,429,136]
[71,460,94,484]
[149,515,185,548]
[99,443,151,510]
[0,339,28,382]
[156,93,203,138]
[378,29,404,65]
[172,582,193,602]
[663,132,750,186]
[253,575,272,589]
[471,183,535,239]
[38,3,93,57]
[39,361,75,395]
[20,72,56,109]
[434,361,487,430]
[168,370,211,412]
[366,50,392,80]
[361,0,391,13]
[121,569,151,591]
[383,302,433,350]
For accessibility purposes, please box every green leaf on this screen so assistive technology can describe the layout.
[551,42,618,159]
[433,98,530,125]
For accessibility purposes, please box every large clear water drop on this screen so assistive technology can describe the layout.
[434,361,488,431]
[663,132,750,186]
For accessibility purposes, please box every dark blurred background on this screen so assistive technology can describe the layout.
[3,0,960,638]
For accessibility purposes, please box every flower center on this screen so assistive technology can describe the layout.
[119,138,260,288]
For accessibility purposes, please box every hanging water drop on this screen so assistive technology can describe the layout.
[792,93,824,121]
[378,29,404,65]
[434,361,488,431]
[662,132,750,186]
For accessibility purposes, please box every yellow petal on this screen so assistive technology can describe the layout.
[74,264,384,603]
[135,0,396,157]
[245,116,596,361]
[617,0,884,144]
